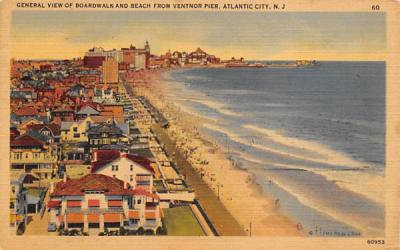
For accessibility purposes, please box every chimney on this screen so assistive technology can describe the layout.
[124,181,128,189]
[63,173,67,183]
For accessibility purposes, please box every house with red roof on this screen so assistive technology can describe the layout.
[15,106,38,117]
[10,134,58,181]
[91,150,155,192]
[47,174,163,234]
[51,104,75,124]
[26,123,61,143]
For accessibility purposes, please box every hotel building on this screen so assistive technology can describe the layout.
[47,174,163,234]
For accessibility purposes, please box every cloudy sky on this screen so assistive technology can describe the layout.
[11,11,385,60]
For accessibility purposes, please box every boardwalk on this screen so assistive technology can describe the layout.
[152,125,246,236]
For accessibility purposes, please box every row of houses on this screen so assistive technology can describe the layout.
[9,59,165,235]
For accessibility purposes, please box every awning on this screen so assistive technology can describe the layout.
[87,214,100,223]
[103,213,121,223]
[88,199,100,207]
[67,200,81,207]
[47,200,61,208]
[66,213,84,223]
[58,215,63,222]
[107,200,122,207]
[145,211,157,219]
[128,210,140,219]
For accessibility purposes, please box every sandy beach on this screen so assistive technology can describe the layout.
[131,70,303,236]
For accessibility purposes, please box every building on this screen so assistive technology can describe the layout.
[121,41,151,69]
[91,150,155,191]
[188,48,208,64]
[134,54,146,70]
[83,56,105,68]
[60,117,92,143]
[75,105,101,120]
[85,47,123,63]
[51,105,75,124]
[187,48,220,64]
[10,134,58,180]
[47,174,163,234]
[10,174,28,232]
[87,121,130,152]
[102,57,119,84]
[26,123,61,143]
[101,103,124,119]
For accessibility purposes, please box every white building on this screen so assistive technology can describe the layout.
[91,150,154,192]
[85,47,123,63]
[134,54,146,70]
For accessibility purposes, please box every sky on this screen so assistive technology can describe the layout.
[11,11,386,60]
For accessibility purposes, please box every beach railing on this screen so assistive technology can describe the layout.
[193,199,219,236]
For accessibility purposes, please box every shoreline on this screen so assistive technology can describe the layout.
[146,67,386,236]
[132,70,303,236]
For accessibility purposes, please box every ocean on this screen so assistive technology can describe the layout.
[160,61,385,237]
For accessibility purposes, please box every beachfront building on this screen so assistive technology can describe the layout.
[187,48,220,65]
[102,57,119,84]
[121,41,151,69]
[134,54,146,70]
[85,47,123,63]
[10,134,58,180]
[91,150,155,191]
[47,174,163,234]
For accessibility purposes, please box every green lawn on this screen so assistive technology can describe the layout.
[163,206,205,236]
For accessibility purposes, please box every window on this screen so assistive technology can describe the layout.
[115,165,118,171]
[12,186,15,194]
[130,175,133,182]
[129,219,139,224]
[73,127,78,132]
[137,199,141,205]
[113,175,116,178]
[130,165,133,171]
[73,133,80,138]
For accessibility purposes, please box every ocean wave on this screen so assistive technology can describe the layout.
[230,151,384,235]
[161,79,243,117]
[251,103,291,108]
[242,124,374,169]
[182,74,213,82]
[232,149,384,204]
[264,173,384,236]
[214,89,266,96]
[190,99,243,117]
[202,123,368,169]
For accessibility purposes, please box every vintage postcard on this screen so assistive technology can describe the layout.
[0,0,399,249]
